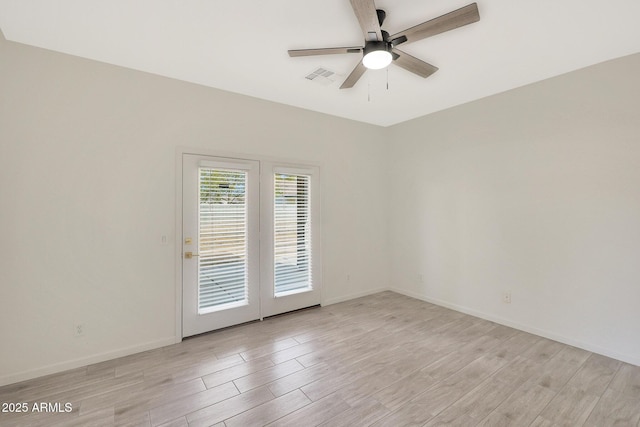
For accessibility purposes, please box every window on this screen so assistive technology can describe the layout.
[273,172,312,296]
[198,167,248,312]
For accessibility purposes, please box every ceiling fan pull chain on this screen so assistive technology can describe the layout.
[387,68,389,90]
[368,82,371,102]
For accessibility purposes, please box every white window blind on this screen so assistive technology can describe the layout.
[198,168,248,312]
[274,173,312,296]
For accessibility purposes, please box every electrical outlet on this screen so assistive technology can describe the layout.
[74,323,85,337]
[502,291,512,304]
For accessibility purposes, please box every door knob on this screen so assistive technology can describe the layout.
[184,252,199,259]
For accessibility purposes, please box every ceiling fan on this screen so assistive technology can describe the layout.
[288,1,480,89]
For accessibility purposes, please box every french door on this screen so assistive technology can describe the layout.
[260,167,322,317]
[182,155,260,336]
[182,154,321,337]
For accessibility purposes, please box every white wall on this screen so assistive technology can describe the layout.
[2,28,639,386]
[388,53,640,366]
[0,34,389,385]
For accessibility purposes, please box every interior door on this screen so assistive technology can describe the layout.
[182,154,260,337]
[260,165,322,317]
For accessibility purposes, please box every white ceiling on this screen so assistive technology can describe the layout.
[1,0,639,127]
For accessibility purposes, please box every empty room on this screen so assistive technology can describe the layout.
[1,1,639,426]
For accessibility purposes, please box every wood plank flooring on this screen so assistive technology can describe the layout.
[1,291,639,426]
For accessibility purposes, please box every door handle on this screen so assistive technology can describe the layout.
[184,252,199,259]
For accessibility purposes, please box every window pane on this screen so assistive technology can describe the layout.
[198,168,248,312]
[274,173,312,296]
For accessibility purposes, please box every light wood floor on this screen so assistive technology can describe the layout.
[1,291,639,427]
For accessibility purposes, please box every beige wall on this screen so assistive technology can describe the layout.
[388,53,640,365]
[0,34,390,385]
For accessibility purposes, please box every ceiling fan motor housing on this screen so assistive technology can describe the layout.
[363,40,390,56]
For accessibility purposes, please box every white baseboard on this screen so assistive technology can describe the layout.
[4,287,637,388]
[323,287,389,306]
[0,337,177,387]
[389,287,640,367]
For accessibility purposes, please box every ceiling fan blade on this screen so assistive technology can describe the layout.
[392,49,438,78]
[390,3,479,46]
[288,47,363,57]
[349,0,383,41]
[340,61,367,89]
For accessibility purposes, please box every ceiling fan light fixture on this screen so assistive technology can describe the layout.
[362,41,392,70]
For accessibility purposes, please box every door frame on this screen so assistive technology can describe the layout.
[174,147,323,341]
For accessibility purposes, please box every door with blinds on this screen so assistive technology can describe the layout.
[182,155,321,337]
[182,155,260,337]
[260,165,322,318]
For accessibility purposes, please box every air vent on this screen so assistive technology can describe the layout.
[305,67,338,86]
